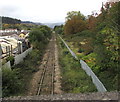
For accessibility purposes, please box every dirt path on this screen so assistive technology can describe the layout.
[27,34,62,96]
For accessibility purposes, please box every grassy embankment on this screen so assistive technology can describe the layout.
[57,35,97,93]
[60,34,118,91]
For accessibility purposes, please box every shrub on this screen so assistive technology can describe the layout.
[2,68,23,97]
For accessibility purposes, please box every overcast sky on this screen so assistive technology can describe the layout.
[0,0,108,23]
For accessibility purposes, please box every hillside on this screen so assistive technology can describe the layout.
[44,22,64,28]
[21,21,42,25]
[2,16,21,24]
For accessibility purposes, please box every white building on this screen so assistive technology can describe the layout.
[0,29,18,33]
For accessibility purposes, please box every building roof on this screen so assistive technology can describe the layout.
[19,33,25,38]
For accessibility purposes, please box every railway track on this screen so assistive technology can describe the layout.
[36,35,55,95]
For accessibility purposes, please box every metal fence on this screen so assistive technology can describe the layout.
[80,60,107,92]
[58,35,107,92]
[2,47,32,69]
[58,35,78,60]
[14,47,32,65]
[2,61,11,70]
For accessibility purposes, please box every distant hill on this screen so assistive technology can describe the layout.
[1,16,64,28]
[2,16,21,24]
[21,22,64,28]
[43,22,64,28]
[1,16,43,25]
[21,21,42,25]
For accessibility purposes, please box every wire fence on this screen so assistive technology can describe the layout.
[58,34,107,92]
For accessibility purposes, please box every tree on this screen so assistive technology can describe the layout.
[2,16,21,24]
[66,11,85,21]
[39,25,52,38]
[29,25,52,50]
[64,12,87,35]
[54,25,64,34]
[94,1,119,76]
[87,15,97,31]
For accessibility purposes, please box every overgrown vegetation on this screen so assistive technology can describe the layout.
[2,25,52,97]
[57,37,97,93]
[2,49,43,97]
[56,1,119,91]
[2,68,23,97]
[29,25,52,50]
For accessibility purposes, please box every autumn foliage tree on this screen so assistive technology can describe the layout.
[64,11,87,35]
[87,15,97,31]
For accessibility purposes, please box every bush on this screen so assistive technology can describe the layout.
[2,68,23,97]
[29,25,52,50]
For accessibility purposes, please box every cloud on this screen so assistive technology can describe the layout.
[0,5,20,17]
[0,0,108,23]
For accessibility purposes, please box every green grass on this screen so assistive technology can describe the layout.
[60,34,118,91]
[57,36,97,93]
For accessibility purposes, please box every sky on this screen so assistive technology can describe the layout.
[0,0,108,23]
